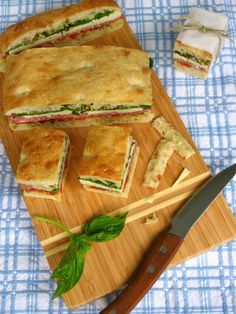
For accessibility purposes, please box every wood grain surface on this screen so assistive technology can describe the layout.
[0,20,236,309]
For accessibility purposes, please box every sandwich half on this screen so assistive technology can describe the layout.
[173,8,228,79]
[78,126,139,197]
[16,128,70,200]
[173,40,212,80]
[3,45,153,130]
[0,0,124,58]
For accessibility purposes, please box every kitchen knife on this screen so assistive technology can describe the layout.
[100,163,236,314]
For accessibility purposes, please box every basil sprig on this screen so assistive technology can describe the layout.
[33,214,127,299]
[149,57,155,68]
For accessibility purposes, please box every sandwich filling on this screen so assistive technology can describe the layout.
[7,9,120,54]
[174,50,211,67]
[80,138,136,193]
[9,104,152,126]
[20,136,70,194]
[173,49,211,74]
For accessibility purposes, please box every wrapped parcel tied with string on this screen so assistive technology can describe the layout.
[171,8,231,79]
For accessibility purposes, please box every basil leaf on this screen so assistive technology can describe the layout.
[76,238,92,255]
[51,242,77,279]
[84,214,127,242]
[33,215,75,238]
[8,43,23,53]
[52,253,84,299]
[94,10,112,20]
[81,178,119,189]
[149,57,154,68]
[51,186,59,192]
[72,105,90,115]
[51,241,89,299]
[33,213,127,299]
[52,241,91,280]
[42,31,50,37]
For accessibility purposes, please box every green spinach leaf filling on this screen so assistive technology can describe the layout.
[149,57,154,68]
[174,50,211,66]
[13,104,151,118]
[8,10,114,53]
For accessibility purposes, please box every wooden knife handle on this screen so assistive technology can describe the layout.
[100,231,183,314]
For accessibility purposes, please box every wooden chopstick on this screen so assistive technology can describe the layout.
[39,172,211,257]
[45,189,196,257]
[41,171,210,248]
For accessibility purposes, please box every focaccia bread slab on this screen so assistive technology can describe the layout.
[4,45,151,113]
[3,45,153,129]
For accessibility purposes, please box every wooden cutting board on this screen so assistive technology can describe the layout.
[0,20,236,309]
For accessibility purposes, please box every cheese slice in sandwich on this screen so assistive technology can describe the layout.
[16,128,70,201]
[3,45,153,130]
[78,126,139,197]
[173,8,228,79]
[0,0,124,59]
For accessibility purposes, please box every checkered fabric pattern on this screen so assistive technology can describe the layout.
[0,0,236,313]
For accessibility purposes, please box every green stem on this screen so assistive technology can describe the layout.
[32,215,75,238]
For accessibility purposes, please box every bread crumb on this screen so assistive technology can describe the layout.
[144,212,159,224]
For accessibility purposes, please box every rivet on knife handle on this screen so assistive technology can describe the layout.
[100,230,183,314]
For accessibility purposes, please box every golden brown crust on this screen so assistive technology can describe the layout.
[0,17,124,74]
[0,56,5,73]
[22,143,71,201]
[78,125,132,182]
[1,0,121,54]
[3,45,152,115]
[16,128,68,184]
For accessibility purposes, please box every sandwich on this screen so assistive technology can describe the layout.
[3,45,153,130]
[173,40,212,80]
[16,128,70,200]
[173,8,228,79]
[78,126,139,197]
[0,0,124,58]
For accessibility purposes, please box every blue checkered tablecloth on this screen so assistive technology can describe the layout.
[0,0,236,313]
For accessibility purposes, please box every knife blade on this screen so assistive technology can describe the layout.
[100,163,236,314]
